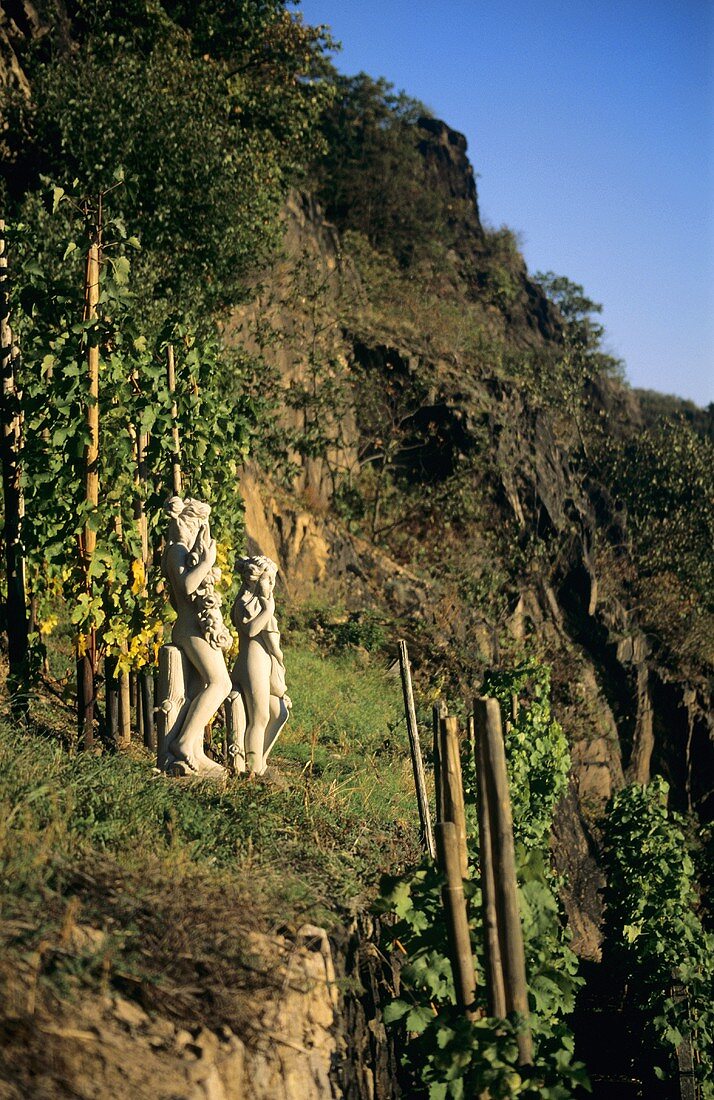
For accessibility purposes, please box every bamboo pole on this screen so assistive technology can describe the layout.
[77,237,100,746]
[167,343,182,495]
[130,411,154,752]
[435,821,477,1018]
[439,715,469,878]
[398,640,435,859]
[141,667,155,752]
[133,423,149,568]
[118,667,131,746]
[81,241,100,569]
[472,705,507,1018]
[105,654,120,746]
[0,219,29,716]
[477,695,532,1065]
[432,699,448,828]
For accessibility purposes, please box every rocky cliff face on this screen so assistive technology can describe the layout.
[0,1,40,100]
[415,116,563,345]
[233,131,712,959]
[0,917,401,1100]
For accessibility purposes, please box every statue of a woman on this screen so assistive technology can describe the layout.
[160,496,232,776]
[228,555,291,776]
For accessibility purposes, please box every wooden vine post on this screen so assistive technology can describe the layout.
[432,699,448,823]
[134,423,149,568]
[0,219,29,716]
[470,710,506,1017]
[140,664,155,751]
[131,410,155,753]
[438,714,469,878]
[436,821,477,1018]
[167,343,182,495]
[474,696,533,1065]
[77,229,101,746]
[432,706,477,1021]
[398,640,435,858]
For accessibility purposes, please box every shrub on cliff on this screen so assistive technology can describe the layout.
[315,72,451,266]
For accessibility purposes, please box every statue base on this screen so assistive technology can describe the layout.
[156,644,227,778]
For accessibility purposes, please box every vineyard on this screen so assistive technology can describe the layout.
[1,3,713,1098]
[0,172,712,1100]
[1,195,250,748]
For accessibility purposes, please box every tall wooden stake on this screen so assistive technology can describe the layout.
[118,664,131,746]
[77,234,101,746]
[141,667,155,752]
[432,699,448,825]
[0,219,29,716]
[436,821,477,1018]
[476,696,532,1065]
[132,422,149,568]
[133,670,143,743]
[398,640,435,858]
[130,413,154,751]
[471,707,507,1018]
[438,715,469,878]
[167,343,182,495]
[105,653,120,745]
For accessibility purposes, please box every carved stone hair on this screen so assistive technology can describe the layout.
[164,496,211,549]
[237,555,278,585]
[164,495,184,520]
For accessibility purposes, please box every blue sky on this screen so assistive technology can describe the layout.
[298,0,714,406]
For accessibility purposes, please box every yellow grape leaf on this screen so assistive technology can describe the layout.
[39,614,58,636]
[131,559,145,595]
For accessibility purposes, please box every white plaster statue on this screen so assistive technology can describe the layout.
[157,496,232,777]
[226,555,291,776]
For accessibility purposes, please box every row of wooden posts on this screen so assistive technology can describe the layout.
[401,647,700,1098]
[103,665,156,752]
[398,639,533,1065]
[78,226,184,745]
[1,215,186,737]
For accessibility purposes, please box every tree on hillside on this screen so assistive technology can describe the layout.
[1,0,334,322]
[315,72,449,266]
[534,271,623,380]
[601,418,714,675]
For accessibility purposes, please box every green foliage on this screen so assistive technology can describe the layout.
[534,271,622,377]
[3,0,334,319]
[7,199,254,666]
[599,417,714,673]
[604,419,713,599]
[481,661,570,850]
[327,611,387,652]
[532,271,625,456]
[636,388,714,441]
[603,778,714,1094]
[315,73,449,266]
[477,226,523,309]
[378,663,587,1097]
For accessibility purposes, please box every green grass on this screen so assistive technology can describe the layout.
[0,639,425,1026]
[276,645,417,821]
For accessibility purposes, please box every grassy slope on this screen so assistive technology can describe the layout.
[0,640,422,1032]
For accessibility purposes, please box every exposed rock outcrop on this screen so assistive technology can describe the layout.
[234,181,712,958]
[0,920,401,1100]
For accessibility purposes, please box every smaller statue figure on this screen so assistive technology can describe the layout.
[157,496,232,777]
[226,555,292,776]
